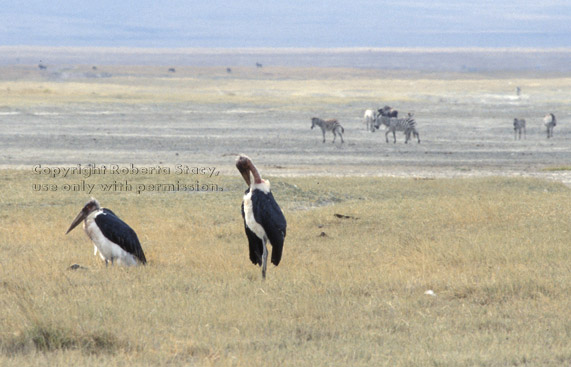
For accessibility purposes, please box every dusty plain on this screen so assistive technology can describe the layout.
[0,48,570,366]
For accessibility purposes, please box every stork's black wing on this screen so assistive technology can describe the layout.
[241,191,263,266]
[102,208,117,216]
[95,209,147,264]
[251,190,287,266]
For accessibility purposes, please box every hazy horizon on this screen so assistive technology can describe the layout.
[1,1,570,48]
[2,46,570,72]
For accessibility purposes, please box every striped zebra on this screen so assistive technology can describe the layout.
[311,117,345,143]
[374,113,420,144]
[513,118,526,140]
[543,113,557,138]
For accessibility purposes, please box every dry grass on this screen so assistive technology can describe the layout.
[1,169,570,366]
[2,65,570,108]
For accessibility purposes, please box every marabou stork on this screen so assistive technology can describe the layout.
[66,198,147,266]
[236,155,287,279]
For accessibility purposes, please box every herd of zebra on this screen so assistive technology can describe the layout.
[311,105,559,144]
[510,113,557,140]
[364,106,420,143]
[311,105,419,144]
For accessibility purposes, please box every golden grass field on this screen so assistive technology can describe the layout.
[0,49,570,365]
[2,64,571,107]
[1,169,570,366]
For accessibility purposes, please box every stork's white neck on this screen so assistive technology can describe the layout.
[251,179,270,194]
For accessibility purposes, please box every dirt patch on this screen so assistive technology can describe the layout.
[0,60,569,186]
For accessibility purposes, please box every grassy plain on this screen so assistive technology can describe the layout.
[1,169,570,366]
[2,65,571,108]
[1,64,570,175]
[1,52,570,365]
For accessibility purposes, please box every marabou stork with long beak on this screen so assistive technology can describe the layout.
[236,155,287,279]
[66,198,147,266]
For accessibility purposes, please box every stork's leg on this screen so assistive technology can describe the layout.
[262,237,268,279]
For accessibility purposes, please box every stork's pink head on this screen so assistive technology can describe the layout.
[236,154,263,185]
[66,198,101,234]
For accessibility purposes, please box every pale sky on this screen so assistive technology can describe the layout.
[1,1,570,47]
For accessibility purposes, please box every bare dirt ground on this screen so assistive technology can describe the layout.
[0,48,570,185]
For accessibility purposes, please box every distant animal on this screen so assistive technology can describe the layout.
[375,113,420,144]
[66,198,147,266]
[256,62,263,68]
[543,113,557,138]
[226,67,232,73]
[311,117,345,143]
[516,86,521,96]
[168,68,176,73]
[38,64,47,70]
[236,154,286,279]
[92,66,97,71]
[363,109,377,131]
[513,118,526,140]
[378,105,398,118]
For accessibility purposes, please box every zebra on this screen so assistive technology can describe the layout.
[363,109,377,132]
[375,113,420,144]
[513,118,526,140]
[311,117,345,143]
[543,113,557,138]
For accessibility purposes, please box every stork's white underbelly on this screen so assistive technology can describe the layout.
[83,212,138,266]
[243,180,271,241]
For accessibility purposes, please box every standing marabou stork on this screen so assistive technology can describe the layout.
[66,198,147,266]
[236,154,287,279]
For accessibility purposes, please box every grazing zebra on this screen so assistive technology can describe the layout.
[375,113,420,144]
[513,118,526,140]
[377,105,398,118]
[311,117,345,143]
[363,109,377,132]
[543,113,557,138]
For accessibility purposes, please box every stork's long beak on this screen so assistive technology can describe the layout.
[236,155,252,186]
[240,169,251,186]
[66,210,86,234]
